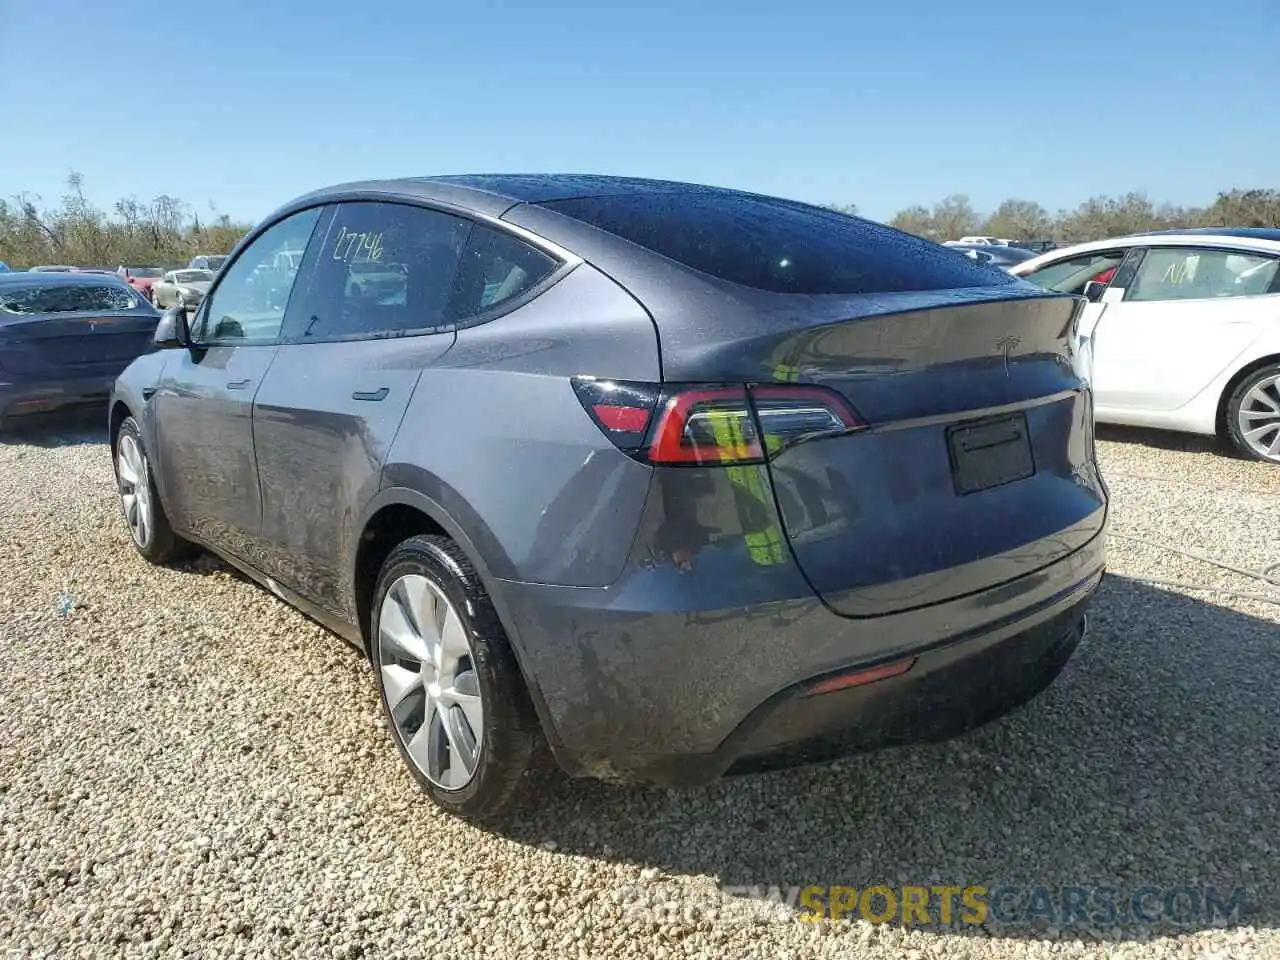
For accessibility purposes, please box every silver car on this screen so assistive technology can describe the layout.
[152,269,214,309]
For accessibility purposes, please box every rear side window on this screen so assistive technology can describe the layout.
[1127,248,1280,302]
[0,283,139,315]
[539,192,1005,294]
[448,225,558,323]
[295,202,470,339]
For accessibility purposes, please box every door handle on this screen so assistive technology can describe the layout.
[226,379,252,390]
[352,387,390,402]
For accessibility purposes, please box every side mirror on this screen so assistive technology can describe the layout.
[153,305,191,349]
[1082,280,1108,303]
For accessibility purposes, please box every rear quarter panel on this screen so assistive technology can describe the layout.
[380,262,662,588]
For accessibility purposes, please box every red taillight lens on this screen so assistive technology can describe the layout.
[648,387,762,465]
[570,378,661,454]
[573,378,862,465]
[805,656,916,697]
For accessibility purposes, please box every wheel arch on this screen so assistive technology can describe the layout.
[108,398,133,453]
[1216,352,1280,436]
[351,486,565,753]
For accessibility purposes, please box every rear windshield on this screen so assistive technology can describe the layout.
[0,283,140,315]
[540,193,1008,294]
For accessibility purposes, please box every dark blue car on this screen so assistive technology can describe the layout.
[0,272,160,426]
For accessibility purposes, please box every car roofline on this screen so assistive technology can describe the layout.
[1011,233,1280,273]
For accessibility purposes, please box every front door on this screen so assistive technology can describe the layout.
[152,206,325,565]
[252,200,471,621]
[1091,246,1280,412]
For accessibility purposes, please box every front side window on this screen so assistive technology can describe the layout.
[294,202,470,339]
[196,207,322,344]
[447,225,559,323]
[1127,248,1280,302]
[0,283,139,315]
[1021,251,1126,294]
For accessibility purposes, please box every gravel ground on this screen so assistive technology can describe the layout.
[1,411,1277,959]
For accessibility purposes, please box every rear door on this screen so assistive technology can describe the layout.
[1091,246,1280,411]
[0,281,159,379]
[152,207,324,564]
[251,200,471,619]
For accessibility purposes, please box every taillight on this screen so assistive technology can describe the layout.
[572,378,861,465]
[570,378,661,454]
[648,387,763,465]
[750,386,860,453]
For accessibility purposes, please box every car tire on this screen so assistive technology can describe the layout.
[371,534,541,821]
[1225,363,1280,464]
[113,416,192,563]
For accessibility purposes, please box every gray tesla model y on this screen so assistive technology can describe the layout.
[110,175,1107,820]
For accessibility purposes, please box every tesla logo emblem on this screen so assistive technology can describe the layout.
[995,336,1021,378]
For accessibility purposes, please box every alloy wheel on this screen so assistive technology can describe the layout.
[377,574,484,790]
[116,434,153,547]
[1237,373,1280,462]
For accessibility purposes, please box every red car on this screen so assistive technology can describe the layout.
[116,265,165,301]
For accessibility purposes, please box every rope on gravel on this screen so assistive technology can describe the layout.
[1109,531,1280,590]
[1103,470,1280,498]
[1113,573,1280,607]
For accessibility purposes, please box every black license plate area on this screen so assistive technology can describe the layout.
[946,413,1035,495]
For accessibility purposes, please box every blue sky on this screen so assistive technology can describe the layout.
[1,0,1276,225]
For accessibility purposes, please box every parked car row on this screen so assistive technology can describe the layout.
[10,255,228,303]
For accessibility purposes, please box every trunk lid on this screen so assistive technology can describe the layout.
[706,287,1105,618]
[0,310,160,376]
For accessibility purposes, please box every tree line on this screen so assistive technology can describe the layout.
[0,172,250,270]
[836,188,1280,243]
[3,173,1278,270]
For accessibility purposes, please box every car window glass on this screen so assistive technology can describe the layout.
[540,193,1006,294]
[1128,248,1280,302]
[447,225,558,323]
[1022,252,1125,294]
[0,282,139,315]
[296,202,470,339]
[196,208,322,343]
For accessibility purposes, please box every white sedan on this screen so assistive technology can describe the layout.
[1010,229,1280,463]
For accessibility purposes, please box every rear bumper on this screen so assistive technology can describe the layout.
[491,525,1105,786]
[717,603,1086,782]
[0,374,116,421]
